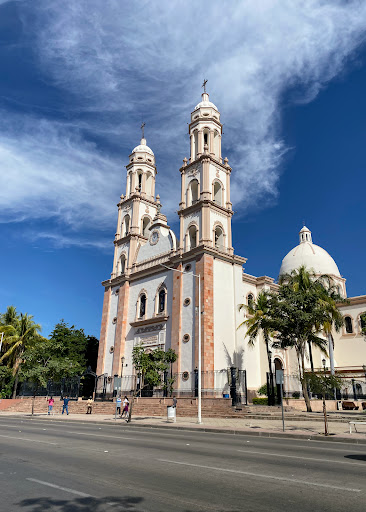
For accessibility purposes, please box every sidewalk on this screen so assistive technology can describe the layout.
[2,411,366,444]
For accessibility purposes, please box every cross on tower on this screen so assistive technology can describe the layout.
[141,122,145,139]
[202,79,208,93]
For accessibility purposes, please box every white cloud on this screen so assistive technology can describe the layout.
[0,0,365,244]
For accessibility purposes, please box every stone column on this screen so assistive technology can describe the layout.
[112,282,130,377]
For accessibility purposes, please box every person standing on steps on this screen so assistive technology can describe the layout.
[47,396,54,415]
[172,396,177,408]
[62,395,70,415]
[86,397,93,414]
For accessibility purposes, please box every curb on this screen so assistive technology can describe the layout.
[123,421,366,444]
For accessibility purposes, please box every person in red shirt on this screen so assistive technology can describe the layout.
[47,396,54,415]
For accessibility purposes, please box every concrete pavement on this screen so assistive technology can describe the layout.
[0,415,365,511]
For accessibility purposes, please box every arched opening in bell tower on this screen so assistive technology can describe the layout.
[123,215,130,237]
[187,179,199,206]
[187,225,198,250]
[213,181,223,206]
[142,216,151,237]
[214,226,224,249]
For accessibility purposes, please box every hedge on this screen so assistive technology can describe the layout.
[252,397,268,405]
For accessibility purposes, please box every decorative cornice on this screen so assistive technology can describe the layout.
[130,315,169,328]
[179,153,231,174]
[178,199,233,217]
[338,295,366,307]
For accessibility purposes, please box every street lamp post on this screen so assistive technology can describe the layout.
[161,263,202,424]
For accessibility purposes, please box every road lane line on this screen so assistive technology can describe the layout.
[157,459,362,492]
[237,449,366,467]
[0,434,57,445]
[65,431,135,440]
[26,478,92,497]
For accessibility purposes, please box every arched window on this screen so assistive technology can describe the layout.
[187,179,199,206]
[204,131,208,146]
[119,254,126,275]
[123,215,130,237]
[146,172,152,197]
[142,216,151,237]
[214,226,224,249]
[188,225,198,250]
[139,294,146,318]
[137,172,143,192]
[158,289,166,314]
[345,316,353,334]
[213,130,220,158]
[213,181,222,206]
[247,293,254,306]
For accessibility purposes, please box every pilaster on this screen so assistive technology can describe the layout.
[112,281,130,376]
[97,287,112,375]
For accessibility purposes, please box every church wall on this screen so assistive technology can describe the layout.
[123,270,174,370]
[104,286,120,375]
[180,260,196,391]
[213,260,237,371]
[333,301,366,367]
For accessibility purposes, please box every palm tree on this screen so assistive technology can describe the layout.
[277,265,345,411]
[239,291,275,405]
[0,312,43,398]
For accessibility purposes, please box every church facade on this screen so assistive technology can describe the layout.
[96,90,366,398]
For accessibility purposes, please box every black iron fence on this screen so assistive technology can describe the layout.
[94,368,247,403]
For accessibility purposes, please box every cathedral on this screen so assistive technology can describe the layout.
[96,89,366,399]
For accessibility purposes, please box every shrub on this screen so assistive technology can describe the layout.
[252,397,268,405]
[257,384,268,396]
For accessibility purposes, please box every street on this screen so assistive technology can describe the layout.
[0,416,365,511]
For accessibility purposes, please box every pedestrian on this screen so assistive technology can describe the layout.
[47,396,54,415]
[172,396,177,408]
[62,395,70,415]
[86,397,93,414]
[116,395,122,416]
[121,396,129,419]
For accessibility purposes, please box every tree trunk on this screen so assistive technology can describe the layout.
[265,336,274,406]
[12,368,19,399]
[300,351,312,412]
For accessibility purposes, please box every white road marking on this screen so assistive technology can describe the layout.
[157,459,362,492]
[65,430,135,441]
[26,478,92,497]
[237,449,366,467]
[0,434,57,445]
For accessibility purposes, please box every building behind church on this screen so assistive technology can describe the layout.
[96,90,366,401]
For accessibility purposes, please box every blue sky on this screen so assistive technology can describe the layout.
[0,1,365,338]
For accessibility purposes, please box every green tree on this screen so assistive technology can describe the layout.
[128,346,177,423]
[306,371,345,435]
[239,291,275,405]
[21,338,83,415]
[48,320,90,369]
[0,312,44,398]
[271,266,344,412]
[360,313,366,339]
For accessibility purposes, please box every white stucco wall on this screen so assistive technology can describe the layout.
[104,286,120,375]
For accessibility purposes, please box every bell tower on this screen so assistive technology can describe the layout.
[112,128,160,279]
[178,82,234,255]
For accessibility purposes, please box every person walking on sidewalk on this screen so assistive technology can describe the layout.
[121,396,129,419]
[62,396,70,415]
[86,397,93,414]
[47,396,54,415]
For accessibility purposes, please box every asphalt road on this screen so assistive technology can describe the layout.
[0,416,365,511]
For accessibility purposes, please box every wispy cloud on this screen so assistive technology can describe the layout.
[0,1,365,246]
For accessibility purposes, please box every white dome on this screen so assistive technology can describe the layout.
[132,138,154,156]
[194,99,218,111]
[279,227,341,278]
[194,92,218,111]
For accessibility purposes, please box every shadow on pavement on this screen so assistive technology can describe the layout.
[17,496,144,511]
[344,454,366,462]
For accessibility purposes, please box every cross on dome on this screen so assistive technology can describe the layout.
[202,78,208,93]
[141,121,145,139]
